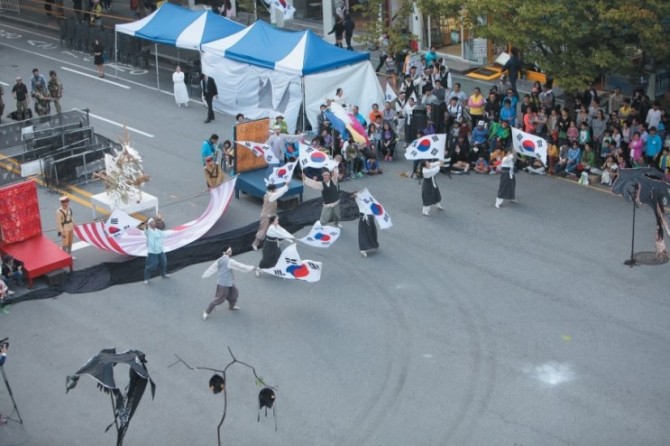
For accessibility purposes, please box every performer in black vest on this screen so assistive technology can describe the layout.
[302,168,342,227]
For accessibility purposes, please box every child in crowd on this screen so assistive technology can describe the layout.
[473,153,489,174]
[567,121,579,144]
[366,155,383,175]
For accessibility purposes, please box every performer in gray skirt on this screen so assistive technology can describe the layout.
[495,149,516,208]
[421,160,445,216]
[256,216,295,277]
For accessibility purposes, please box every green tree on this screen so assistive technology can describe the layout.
[353,0,415,56]
[419,0,670,93]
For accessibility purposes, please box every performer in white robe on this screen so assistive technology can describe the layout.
[421,160,445,216]
[172,66,189,107]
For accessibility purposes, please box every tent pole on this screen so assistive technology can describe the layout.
[114,31,118,79]
[301,78,307,132]
[155,43,160,91]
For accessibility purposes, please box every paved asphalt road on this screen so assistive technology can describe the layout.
[0,19,669,446]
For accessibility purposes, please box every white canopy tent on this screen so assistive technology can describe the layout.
[114,3,244,89]
[200,21,383,132]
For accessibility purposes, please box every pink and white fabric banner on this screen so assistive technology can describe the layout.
[237,140,281,164]
[74,179,236,257]
[355,188,392,229]
[260,243,322,282]
[299,221,340,248]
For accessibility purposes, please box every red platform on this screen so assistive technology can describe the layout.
[1,235,73,288]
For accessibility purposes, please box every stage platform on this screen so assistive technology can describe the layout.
[90,191,159,219]
[1,235,73,288]
[235,167,303,202]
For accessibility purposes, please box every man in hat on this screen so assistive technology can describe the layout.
[265,126,302,161]
[303,167,342,227]
[204,155,224,188]
[47,70,64,114]
[141,217,170,284]
[274,115,288,134]
[202,246,255,320]
[251,183,289,251]
[56,196,75,256]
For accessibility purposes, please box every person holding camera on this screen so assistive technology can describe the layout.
[2,255,24,288]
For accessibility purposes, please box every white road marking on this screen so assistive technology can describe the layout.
[75,109,154,138]
[0,23,60,40]
[59,66,130,89]
[71,241,91,252]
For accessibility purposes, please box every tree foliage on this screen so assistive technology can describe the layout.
[417,0,670,93]
[353,0,415,55]
[355,0,669,92]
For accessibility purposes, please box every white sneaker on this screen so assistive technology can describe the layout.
[255,269,261,278]
[202,312,208,321]
[360,250,367,258]
[162,274,171,278]
[436,203,444,210]
[7,290,15,295]
[495,204,501,209]
[144,280,149,285]
[337,223,342,228]
[422,212,429,216]
[230,305,240,311]
[251,244,258,251]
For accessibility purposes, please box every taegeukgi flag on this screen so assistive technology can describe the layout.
[266,160,298,185]
[511,128,547,165]
[404,134,446,160]
[355,188,392,229]
[299,221,341,248]
[259,243,322,282]
[237,141,281,164]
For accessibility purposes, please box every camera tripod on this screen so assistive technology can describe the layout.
[1,366,23,424]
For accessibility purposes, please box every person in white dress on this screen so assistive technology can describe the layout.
[172,65,189,107]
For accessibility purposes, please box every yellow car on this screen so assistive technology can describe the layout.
[466,52,553,85]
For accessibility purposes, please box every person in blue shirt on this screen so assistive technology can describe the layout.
[565,141,582,174]
[425,46,438,67]
[645,127,663,166]
[201,134,219,166]
[352,105,367,128]
[142,217,170,284]
[500,99,516,127]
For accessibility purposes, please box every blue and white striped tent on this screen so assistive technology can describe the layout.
[115,3,244,50]
[200,20,382,132]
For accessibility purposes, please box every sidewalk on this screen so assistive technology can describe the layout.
[1,1,475,75]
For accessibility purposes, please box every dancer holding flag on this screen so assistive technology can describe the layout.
[303,168,342,227]
[255,216,295,277]
[252,183,289,251]
[421,160,445,216]
[354,189,392,258]
[495,148,517,208]
[202,247,255,320]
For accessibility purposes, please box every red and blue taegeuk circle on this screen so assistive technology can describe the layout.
[286,264,309,278]
[521,139,535,152]
[417,138,432,152]
[310,152,327,162]
[369,203,384,216]
[314,232,331,241]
